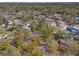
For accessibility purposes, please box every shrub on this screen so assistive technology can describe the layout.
[38,23,53,38]
[0,39,21,56]
[19,41,42,56]
[47,40,59,52]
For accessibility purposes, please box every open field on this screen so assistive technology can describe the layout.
[0,2,79,56]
